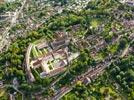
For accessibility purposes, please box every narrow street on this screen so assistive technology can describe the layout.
[0,0,27,52]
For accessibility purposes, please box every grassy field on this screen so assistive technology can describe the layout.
[90,19,100,28]
[0,88,8,99]
[32,46,39,58]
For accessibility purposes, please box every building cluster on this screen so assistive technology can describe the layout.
[89,36,107,58]
[66,0,91,11]
[26,32,79,81]
[123,20,134,29]
[52,57,111,100]
[31,48,68,78]
[120,0,134,6]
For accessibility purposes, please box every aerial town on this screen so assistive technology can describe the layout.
[0,0,134,100]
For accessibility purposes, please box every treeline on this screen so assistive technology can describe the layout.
[109,55,134,99]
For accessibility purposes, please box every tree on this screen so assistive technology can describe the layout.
[130,91,134,99]
[7,86,15,94]
[103,88,109,97]
[110,68,117,76]
[115,66,120,72]
[60,0,67,5]
[18,84,31,94]
[59,73,74,86]
[42,77,51,87]
[79,51,88,62]
[31,85,42,93]
[119,71,125,77]
[126,69,134,81]
[73,84,88,99]
[118,38,128,49]
[116,75,121,82]
[124,13,133,20]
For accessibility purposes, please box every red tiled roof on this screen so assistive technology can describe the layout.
[48,67,65,76]
[33,54,53,66]
[55,32,66,38]
[32,49,66,67]
[33,59,42,66]
[37,42,48,49]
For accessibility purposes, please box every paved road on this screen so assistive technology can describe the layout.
[25,44,35,82]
